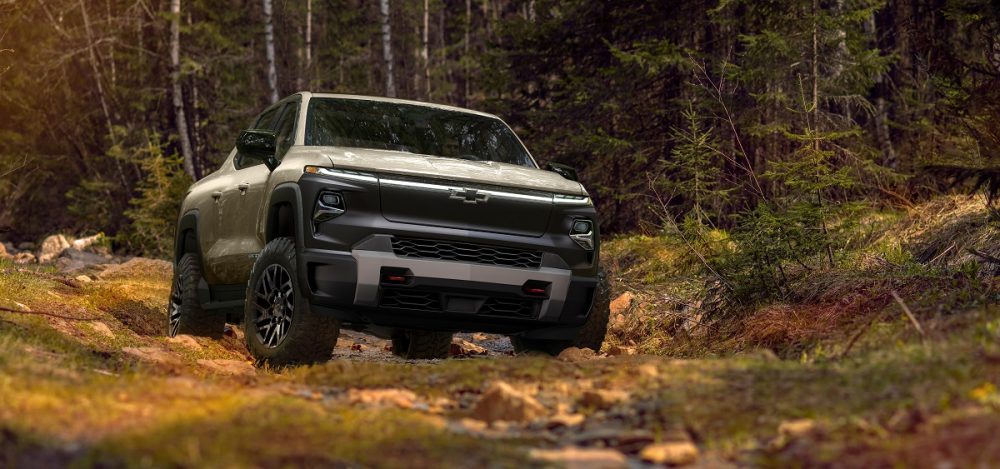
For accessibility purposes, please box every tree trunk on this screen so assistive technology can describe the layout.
[262,0,279,103]
[464,0,471,103]
[422,0,430,100]
[170,0,197,180]
[379,0,396,98]
[79,0,115,145]
[305,0,312,88]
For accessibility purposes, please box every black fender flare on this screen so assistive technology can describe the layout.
[174,209,202,265]
[264,182,306,249]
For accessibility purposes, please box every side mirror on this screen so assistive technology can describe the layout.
[236,129,278,171]
[546,162,578,181]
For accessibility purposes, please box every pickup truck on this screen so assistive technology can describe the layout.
[167,93,610,364]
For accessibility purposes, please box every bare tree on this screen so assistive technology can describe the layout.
[379,0,396,97]
[262,0,279,103]
[464,0,470,102]
[422,0,430,99]
[170,0,196,180]
[305,0,312,88]
[79,0,115,145]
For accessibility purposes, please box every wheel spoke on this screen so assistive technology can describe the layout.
[254,264,295,349]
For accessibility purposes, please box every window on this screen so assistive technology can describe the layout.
[273,102,299,160]
[305,98,536,168]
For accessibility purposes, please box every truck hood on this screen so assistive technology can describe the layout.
[301,147,586,196]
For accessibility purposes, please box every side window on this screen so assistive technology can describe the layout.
[235,105,283,170]
[274,102,299,160]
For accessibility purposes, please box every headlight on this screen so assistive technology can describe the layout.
[569,218,594,251]
[553,194,592,206]
[304,166,378,183]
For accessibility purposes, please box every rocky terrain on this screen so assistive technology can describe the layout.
[1,203,998,467]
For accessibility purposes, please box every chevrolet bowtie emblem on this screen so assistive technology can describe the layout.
[448,188,490,204]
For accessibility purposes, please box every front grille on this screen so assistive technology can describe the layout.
[391,237,542,269]
[480,297,537,318]
[378,288,541,319]
[379,290,442,312]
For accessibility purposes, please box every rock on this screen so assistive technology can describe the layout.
[605,344,636,356]
[89,321,115,338]
[17,242,36,251]
[61,248,109,265]
[529,447,628,469]
[122,347,181,365]
[579,389,630,409]
[609,292,634,316]
[54,258,87,274]
[778,419,817,438]
[74,275,93,283]
[639,441,700,466]
[197,359,256,377]
[223,324,244,340]
[636,364,659,378]
[71,234,104,252]
[0,242,7,258]
[557,346,597,362]
[347,388,418,409]
[166,334,203,351]
[13,252,36,264]
[37,234,71,263]
[471,381,546,423]
[450,338,488,357]
[545,413,586,429]
[98,258,172,280]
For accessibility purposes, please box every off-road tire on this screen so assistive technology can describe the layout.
[511,269,612,355]
[391,330,453,359]
[167,253,225,338]
[244,237,340,366]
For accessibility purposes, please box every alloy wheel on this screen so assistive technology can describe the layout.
[253,264,294,348]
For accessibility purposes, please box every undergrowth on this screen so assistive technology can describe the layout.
[602,196,999,358]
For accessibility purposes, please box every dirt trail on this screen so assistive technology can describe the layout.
[1,258,999,468]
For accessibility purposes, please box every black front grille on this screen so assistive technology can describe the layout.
[391,237,542,269]
[380,290,442,312]
[378,288,541,319]
[480,297,537,318]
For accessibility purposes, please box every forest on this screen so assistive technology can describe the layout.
[1,0,997,246]
[1,0,999,467]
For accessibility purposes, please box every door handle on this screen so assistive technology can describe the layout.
[211,191,223,200]
[237,183,250,194]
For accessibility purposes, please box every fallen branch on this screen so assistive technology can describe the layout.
[0,305,100,321]
[891,291,926,340]
[968,248,1000,265]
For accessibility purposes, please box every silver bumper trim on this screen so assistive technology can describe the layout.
[350,249,572,321]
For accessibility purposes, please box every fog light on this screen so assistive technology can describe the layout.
[314,191,345,223]
[570,219,594,251]
[522,280,550,297]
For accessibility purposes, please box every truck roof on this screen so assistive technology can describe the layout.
[299,92,500,120]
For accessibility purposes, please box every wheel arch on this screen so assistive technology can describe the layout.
[265,183,305,249]
[174,210,202,265]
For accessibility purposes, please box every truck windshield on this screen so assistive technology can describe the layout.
[305,98,536,167]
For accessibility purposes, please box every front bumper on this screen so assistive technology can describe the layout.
[301,234,598,335]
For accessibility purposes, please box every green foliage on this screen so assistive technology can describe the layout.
[659,106,730,225]
[120,135,189,258]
